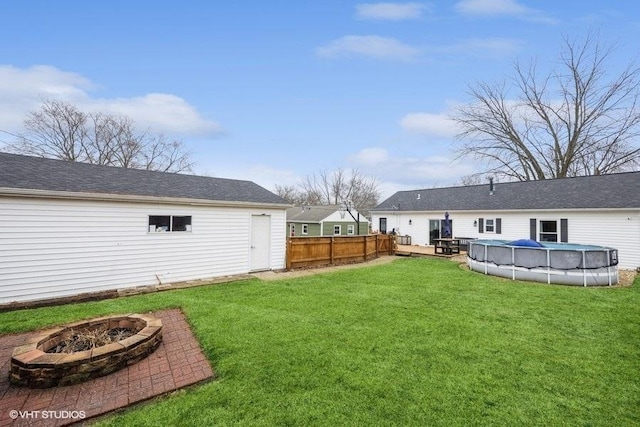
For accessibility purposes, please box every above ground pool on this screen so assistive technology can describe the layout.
[467,239,619,286]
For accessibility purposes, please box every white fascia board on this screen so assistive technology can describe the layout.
[0,187,290,210]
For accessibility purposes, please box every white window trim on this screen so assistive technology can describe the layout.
[539,219,559,242]
[484,218,495,233]
[347,224,355,235]
[333,225,341,235]
[302,224,308,235]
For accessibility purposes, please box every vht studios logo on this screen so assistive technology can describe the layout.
[9,410,86,420]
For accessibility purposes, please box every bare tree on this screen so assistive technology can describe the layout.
[7,100,194,173]
[140,133,192,172]
[299,168,379,213]
[453,33,640,181]
[274,184,305,205]
[10,100,88,162]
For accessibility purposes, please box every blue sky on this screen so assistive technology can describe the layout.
[1,1,639,199]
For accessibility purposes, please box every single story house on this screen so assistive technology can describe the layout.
[286,205,369,236]
[370,173,640,270]
[0,152,290,304]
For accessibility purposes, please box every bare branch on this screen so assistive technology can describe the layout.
[452,31,640,180]
[6,100,195,173]
[297,168,379,213]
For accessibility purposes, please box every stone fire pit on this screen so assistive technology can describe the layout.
[9,314,162,388]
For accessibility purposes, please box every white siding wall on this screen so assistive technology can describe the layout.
[323,210,369,224]
[372,209,640,269]
[0,197,286,303]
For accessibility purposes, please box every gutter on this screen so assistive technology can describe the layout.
[0,187,292,210]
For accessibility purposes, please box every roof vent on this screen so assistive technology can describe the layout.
[489,177,494,195]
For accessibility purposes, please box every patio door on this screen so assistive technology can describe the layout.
[429,220,440,245]
[428,219,454,245]
[379,218,387,234]
[440,219,453,239]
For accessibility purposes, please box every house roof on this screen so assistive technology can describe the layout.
[286,205,343,222]
[0,152,289,206]
[373,172,640,212]
[287,205,370,223]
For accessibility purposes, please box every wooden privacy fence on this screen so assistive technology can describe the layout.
[286,234,396,270]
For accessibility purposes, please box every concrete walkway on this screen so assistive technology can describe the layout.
[252,255,398,281]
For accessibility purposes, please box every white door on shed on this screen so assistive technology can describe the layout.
[250,214,271,271]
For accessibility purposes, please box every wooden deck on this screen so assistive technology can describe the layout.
[396,244,467,259]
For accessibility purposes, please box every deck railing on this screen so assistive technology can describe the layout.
[286,234,396,270]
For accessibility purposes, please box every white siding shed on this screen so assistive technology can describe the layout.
[0,153,289,304]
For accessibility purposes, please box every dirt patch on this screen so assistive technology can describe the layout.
[47,326,137,353]
[618,269,637,286]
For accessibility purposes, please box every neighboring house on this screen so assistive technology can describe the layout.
[370,173,640,269]
[286,205,369,237]
[0,152,290,304]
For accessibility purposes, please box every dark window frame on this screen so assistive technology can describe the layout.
[149,215,192,233]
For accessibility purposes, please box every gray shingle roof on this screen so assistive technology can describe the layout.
[286,205,342,222]
[373,172,640,212]
[0,152,289,205]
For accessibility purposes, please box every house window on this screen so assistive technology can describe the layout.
[485,219,495,233]
[539,220,558,242]
[149,215,192,232]
[347,224,355,235]
[478,218,501,234]
[302,224,308,235]
[290,224,295,236]
[334,225,341,235]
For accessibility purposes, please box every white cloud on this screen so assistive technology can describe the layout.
[400,112,459,137]
[350,147,389,165]
[0,65,94,99]
[316,35,419,61]
[0,65,94,134]
[350,150,476,198]
[90,93,221,136]
[454,0,557,24]
[0,65,222,138]
[356,2,430,21]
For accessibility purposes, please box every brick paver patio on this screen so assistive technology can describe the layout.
[0,309,214,426]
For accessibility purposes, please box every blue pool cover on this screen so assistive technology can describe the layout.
[509,239,545,248]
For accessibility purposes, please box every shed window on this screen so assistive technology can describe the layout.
[149,215,192,232]
[334,225,341,235]
[347,224,355,235]
[302,224,308,235]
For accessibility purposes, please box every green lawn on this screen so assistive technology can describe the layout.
[1,257,639,426]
